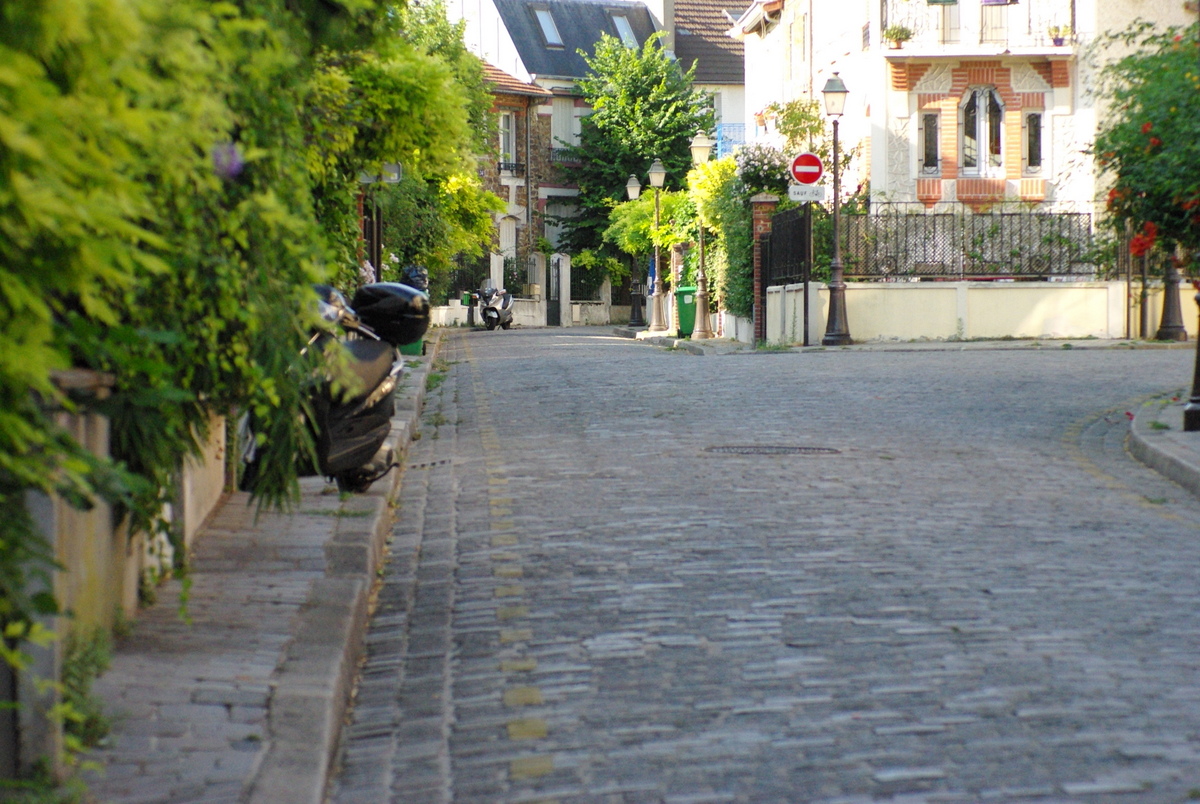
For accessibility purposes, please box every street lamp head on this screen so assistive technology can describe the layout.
[625,174,642,200]
[689,133,715,167]
[821,72,849,117]
[648,158,667,189]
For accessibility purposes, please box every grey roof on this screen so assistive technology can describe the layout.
[495,0,660,81]
[674,0,745,84]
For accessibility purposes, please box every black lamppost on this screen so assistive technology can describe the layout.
[821,73,852,346]
[690,132,716,339]
[1157,253,1187,341]
[626,174,647,327]
[648,158,668,332]
[1185,288,1200,430]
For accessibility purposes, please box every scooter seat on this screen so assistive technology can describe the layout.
[338,338,396,401]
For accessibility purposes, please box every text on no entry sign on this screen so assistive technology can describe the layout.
[790,152,823,185]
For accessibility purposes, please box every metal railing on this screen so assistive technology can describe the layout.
[570,269,603,301]
[842,202,1098,280]
[765,206,811,286]
[716,123,746,158]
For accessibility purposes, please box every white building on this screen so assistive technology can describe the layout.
[732,0,1193,211]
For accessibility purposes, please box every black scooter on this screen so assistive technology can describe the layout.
[240,282,429,494]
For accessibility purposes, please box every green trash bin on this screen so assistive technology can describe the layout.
[399,339,424,356]
[675,286,697,337]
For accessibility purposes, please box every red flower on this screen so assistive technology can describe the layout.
[1129,222,1159,257]
[1142,122,1154,134]
[1149,137,1162,148]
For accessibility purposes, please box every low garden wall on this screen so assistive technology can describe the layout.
[765,281,1198,345]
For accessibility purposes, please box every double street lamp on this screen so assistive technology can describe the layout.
[625,174,646,327]
[690,132,716,339]
[629,160,669,331]
[820,73,852,346]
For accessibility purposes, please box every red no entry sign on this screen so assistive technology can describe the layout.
[790,152,824,185]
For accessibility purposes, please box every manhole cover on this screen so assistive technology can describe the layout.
[704,445,841,456]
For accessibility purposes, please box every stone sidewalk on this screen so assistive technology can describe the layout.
[82,337,437,804]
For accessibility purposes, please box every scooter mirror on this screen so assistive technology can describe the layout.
[313,284,358,326]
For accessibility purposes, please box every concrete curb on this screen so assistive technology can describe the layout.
[1128,394,1200,502]
[613,326,1199,356]
[244,333,439,804]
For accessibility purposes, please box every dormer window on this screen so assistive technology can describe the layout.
[612,14,638,47]
[534,8,563,47]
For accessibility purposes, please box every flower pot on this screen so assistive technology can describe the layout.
[1052,36,1065,46]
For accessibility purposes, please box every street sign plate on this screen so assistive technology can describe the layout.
[788,184,826,202]
[790,152,824,184]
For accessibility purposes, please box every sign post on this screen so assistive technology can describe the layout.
[788,153,826,345]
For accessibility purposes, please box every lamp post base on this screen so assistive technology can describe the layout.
[629,291,646,328]
[693,274,714,340]
[822,281,851,346]
[648,291,667,332]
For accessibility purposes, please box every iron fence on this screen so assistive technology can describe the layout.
[765,206,811,286]
[842,203,1098,280]
[570,267,603,302]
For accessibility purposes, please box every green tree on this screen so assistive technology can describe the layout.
[1094,20,1200,255]
[559,32,714,268]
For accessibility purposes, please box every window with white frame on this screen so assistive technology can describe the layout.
[499,111,515,163]
[612,14,637,47]
[1023,111,1043,175]
[551,97,577,150]
[533,8,563,47]
[960,87,1004,176]
[919,112,940,176]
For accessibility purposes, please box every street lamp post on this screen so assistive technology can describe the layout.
[626,175,647,327]
[820,73,852,346]
[690,132,716,339]
[1185,288,1200,430]
[648,158,668,332]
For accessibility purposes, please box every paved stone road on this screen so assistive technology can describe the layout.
[330,328,1200,804]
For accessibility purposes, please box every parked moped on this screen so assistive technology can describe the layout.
[239,282,429,494]
[469,285,514,330]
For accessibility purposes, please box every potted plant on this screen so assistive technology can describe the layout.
[1047,25,1070,46]
[883,24,914,49]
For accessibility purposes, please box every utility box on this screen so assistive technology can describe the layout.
[676,286,697,337]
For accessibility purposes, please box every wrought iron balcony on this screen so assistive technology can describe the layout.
[883,0,1078,55]
[499,161,526,175]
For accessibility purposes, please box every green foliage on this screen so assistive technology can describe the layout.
[1094,20,1200,252]
[0,0,489,762]
[376,172,503,302]
[559,32,715,258]
[61,627,113,749]
[690,157,752,316]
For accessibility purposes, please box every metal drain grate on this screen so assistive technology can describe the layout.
[705,445,841,456]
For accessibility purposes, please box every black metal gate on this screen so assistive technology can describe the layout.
[765,205,813,344]
[547,256,561,327]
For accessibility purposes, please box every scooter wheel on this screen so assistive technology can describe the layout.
[336,472,375,494]
[485,319,497,331]
[500,321,511,330]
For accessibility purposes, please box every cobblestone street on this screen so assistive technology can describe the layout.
[330,328,1200,803]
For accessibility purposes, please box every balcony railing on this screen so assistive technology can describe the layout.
[498,161,525,175]
[716,123,745,158]
[549,147,579,164]
[884,0,1077,52]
